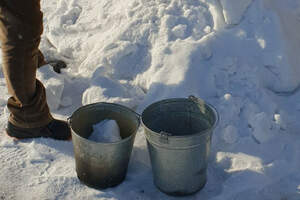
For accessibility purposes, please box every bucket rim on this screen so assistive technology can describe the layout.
[69,102,140,145]
[141,97,219,139]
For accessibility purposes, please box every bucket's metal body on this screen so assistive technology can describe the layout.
[141,96,218,196]
[70,103,140,189]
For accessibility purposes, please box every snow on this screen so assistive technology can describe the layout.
[0,0,300,199]
[222,125,239,144]
[248,112,278,143]
[37,65,66,110]
[220,0,253,25]
[89,120,121,143]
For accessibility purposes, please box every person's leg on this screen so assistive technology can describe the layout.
[0,0,53,128]
[0,0,71,140]
[37,50,47,67]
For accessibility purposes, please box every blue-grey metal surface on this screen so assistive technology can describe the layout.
[70,103,140,189]
[141,96,218,196]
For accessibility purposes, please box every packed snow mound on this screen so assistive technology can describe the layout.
[89,120,121,143]
[82,67,145,107]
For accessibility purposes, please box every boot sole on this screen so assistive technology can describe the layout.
[6,127,72,141]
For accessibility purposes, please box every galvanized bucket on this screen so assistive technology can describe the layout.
[69,103,140,189]
[141,96,219,196]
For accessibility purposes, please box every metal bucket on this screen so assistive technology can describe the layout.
[69,103,140,189]
[141,96,218,196]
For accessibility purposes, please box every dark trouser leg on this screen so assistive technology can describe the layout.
[0,0,53,128]
[38,50,46,68]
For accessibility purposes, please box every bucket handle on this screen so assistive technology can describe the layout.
[67,117,72,127]
[188,95,206,114]
[188,95,204,103]
[132,110,141,120]
[188,95,219,129]
[159,131,172,144]
[135,110,172,143]
[137,96,219,144]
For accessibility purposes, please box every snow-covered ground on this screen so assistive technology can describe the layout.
[1,0,300,199]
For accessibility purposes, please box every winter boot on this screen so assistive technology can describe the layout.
[6,119,71,140]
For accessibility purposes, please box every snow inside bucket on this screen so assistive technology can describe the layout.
[89,120,122,143]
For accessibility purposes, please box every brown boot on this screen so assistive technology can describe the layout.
[6,119,71,140]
